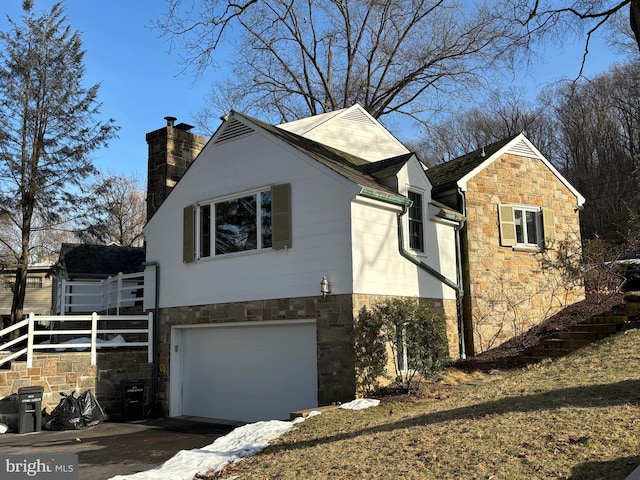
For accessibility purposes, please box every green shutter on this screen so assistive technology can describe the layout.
[498,204,517,247]
[183,204,196,263]
[542,208,555,248]
[271,183,291,250]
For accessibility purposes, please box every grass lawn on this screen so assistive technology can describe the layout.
[206,328,640,479]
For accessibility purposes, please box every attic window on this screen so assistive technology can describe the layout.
[214,118,255,143]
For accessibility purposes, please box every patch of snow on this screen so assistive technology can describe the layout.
[339,398,380,410]
[108,400,378,479]
[40,335,127,352]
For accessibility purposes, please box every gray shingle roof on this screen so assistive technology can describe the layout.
[58,243,145,278]
[233,112,409,203]
[426,135,518,194]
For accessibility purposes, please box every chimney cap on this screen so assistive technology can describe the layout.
[175,122,194,132]
[164,116,177,127]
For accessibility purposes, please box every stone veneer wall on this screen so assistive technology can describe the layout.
[463,153,585,355]
[352,294,460,358]
[156,293,460,416]
[0,351,152,416]
[156,294,357,414]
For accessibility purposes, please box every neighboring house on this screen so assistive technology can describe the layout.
[0,262,56,324]
[143,106,463,422]
[426,134,586,355]
[53,243,146,314]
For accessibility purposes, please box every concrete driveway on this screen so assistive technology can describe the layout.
[0,417,235,480]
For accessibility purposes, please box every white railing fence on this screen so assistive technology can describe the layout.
[53,272,145,315]
[0,312,153,368]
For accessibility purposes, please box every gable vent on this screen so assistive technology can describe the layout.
[341,109,377,125]
[215,118,255,143]
[507,139,537,158]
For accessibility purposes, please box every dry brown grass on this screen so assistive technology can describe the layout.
[202,329,640,479]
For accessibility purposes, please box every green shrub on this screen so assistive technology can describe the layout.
[354,306,388,396]
[354,298,450,395]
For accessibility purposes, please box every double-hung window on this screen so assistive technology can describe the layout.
[183,184,291,262]
[408,190,424,252]
[499,204,555,249]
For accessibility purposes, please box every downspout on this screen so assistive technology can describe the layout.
[142,260,161,416]
[455,188,467,359]
[360,188,467,358]
[396,205,467,359]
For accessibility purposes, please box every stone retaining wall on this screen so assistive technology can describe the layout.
[0,350,152,417]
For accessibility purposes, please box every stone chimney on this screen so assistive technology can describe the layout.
[146,116,206,221]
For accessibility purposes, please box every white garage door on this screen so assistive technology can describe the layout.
[173,320,318,423]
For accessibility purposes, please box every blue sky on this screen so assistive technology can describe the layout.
[0,1,626,179]
[1,0,213,180]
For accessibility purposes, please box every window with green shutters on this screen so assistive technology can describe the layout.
[498,204,554,249]
[183,184,291,263]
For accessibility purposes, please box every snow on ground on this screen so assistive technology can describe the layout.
[108,399,380,480]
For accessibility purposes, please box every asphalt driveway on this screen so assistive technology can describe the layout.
[0,417,235,480]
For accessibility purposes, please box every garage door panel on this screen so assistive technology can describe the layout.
[178,321,317,422]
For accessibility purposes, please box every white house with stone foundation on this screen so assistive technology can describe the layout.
[143,105,463,423]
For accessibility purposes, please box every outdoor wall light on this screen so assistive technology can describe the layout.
[320,276,331,297]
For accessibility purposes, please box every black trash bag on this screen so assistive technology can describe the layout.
[77,389,106,427]
[45,391,86,431]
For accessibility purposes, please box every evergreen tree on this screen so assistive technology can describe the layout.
[0,1,118,327]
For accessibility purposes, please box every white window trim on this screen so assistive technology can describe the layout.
[406,187,426,254]
[512,204,543,249]
[195,186,272,260]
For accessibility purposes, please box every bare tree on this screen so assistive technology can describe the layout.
[157,0,532,128]
[551,62,640,240]
[0,2,118,327]
[78,172,146,247]
[507,1,640,61]
[408,88,554,165]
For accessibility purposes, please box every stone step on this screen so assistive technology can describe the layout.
[531,346,574,358]
[579,315,627,325]
[621,302,640,316]
[543,338,594,350]
[567,323,619,334]
[556,331,613,341]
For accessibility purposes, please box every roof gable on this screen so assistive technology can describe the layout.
[277,104,410,162]
[427,133,585,206]
[224,111,410,204]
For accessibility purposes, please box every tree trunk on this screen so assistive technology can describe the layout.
[631,0,640,51]
[9,260,27,340]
